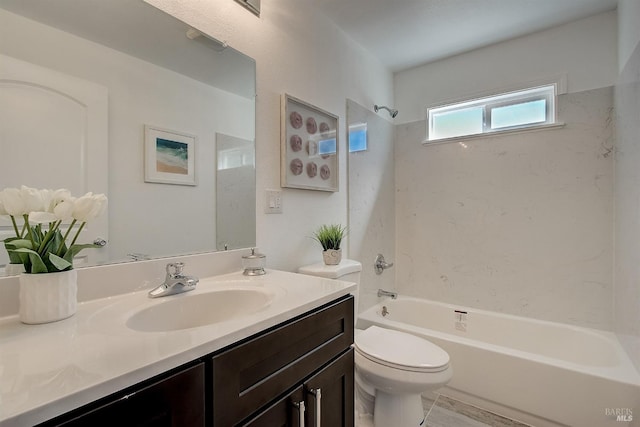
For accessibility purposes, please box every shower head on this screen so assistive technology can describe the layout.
[374,104,398,118]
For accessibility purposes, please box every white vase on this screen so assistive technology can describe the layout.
[322,249,342,265]
[4,263,25,276]
[19,269,78,324]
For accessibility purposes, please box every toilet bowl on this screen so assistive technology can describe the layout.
[355,326,452,426]
[298,259,453,427]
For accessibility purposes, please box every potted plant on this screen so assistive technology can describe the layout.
[0,186,107,324]
[312,224,347,265]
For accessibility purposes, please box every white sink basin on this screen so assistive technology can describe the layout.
[127,287,276,332]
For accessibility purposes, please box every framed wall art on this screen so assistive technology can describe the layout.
[281,94,339,192]
[144,125,197,186]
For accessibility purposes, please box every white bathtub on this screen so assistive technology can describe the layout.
[357,296,640,427]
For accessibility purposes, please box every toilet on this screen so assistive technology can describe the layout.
[298,259,453,427]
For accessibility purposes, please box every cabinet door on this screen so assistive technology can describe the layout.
[45,363,205,427]
[212,297,353,426]
[242,387,306,427]
[304,349,354,427]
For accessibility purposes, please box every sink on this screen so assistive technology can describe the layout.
[127,287,276,332]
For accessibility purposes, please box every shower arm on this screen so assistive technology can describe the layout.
[374,104,398,118]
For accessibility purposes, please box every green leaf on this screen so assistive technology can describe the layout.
[5,239,34,265]
[12,248,48,273]
[4,238,31,264]
[48,253,72,271]
[63,243,99,264]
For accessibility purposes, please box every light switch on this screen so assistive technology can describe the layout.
[265,189,283,214]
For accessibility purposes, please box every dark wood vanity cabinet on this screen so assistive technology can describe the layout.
[41,362,206,427]
[244,349,354,427]
[38,296,353,427]
[213,296,354,426]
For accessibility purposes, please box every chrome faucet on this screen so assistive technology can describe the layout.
[377,288,398,299]
[149,262,199,298]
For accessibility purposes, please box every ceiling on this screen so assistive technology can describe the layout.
[309,0,618,72]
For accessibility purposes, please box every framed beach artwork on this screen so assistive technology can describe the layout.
[281,94,339,192]
[144,125,196,186]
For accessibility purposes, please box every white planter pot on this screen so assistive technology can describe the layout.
[322,249,342,265]
[19,269,78,324]
[4,263,25,276]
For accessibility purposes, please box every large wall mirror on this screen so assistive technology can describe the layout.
[0,0,257,273]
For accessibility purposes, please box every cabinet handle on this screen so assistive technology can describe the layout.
[308,388,321,427]
[293,400,306,427]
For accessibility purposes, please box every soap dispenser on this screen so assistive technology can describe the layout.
[242,248,266,276]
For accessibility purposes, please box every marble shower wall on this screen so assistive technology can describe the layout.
[347,99,396,313]
[395,87,614,330]
[614,40,640,370]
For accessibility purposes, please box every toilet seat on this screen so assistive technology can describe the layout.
[355,326,450,373]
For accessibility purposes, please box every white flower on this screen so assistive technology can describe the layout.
[28,211,57,224]
[43,189,75,221]
[1,186,108,273]
[72,192,107,222]
[47,189,72,212]
[0,187,26,216]
[53,198,76,221]
[20,185,45,214]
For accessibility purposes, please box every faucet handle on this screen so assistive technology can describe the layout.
[166,262,184,277]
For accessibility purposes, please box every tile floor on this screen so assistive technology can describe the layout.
[356,393,532,427]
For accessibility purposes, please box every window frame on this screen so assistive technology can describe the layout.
[426,84,558,143]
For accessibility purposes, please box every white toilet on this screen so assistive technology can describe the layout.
[298,259,453,427]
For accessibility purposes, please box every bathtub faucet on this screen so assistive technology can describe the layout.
[377,289,397,299]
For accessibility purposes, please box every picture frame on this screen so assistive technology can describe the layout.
[281,94,339,192]
[144,125,197,186]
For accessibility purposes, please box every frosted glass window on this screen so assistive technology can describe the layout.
[430,107,483,140]
[427,84,556,142]
[490,99,547,129]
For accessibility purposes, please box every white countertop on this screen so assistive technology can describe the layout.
[0,269,356,426]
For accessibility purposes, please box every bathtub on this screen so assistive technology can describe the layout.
[357,296,640,427]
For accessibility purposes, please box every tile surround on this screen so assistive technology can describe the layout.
[395,87,614,330]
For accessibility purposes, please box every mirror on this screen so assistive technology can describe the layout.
[0,0,256,273]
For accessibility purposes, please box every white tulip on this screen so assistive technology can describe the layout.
[28,211,57,224]
[0,198,7,216]
[0,187,26,216]
[53,198,76,221]
[48,189,72,212]
[40,189,54,213]
[72,192,107,222]
[20,185,45,214]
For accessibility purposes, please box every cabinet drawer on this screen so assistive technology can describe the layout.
[212,296,354,426]
[42,362,206,427]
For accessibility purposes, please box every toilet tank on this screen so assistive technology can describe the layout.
[298,259,362,285]
[298,259,362,318]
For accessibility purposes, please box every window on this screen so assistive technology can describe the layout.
[348,123,368,152]
[427,84,556,142]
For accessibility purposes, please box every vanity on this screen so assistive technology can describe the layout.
[0,2,356,424]
[0,269,356,426]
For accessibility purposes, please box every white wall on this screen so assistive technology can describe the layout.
[393,12,617,330]
[614,0,640,372]
[618,0,640,70]
[395,11,618,124]
[147,0,394,272]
